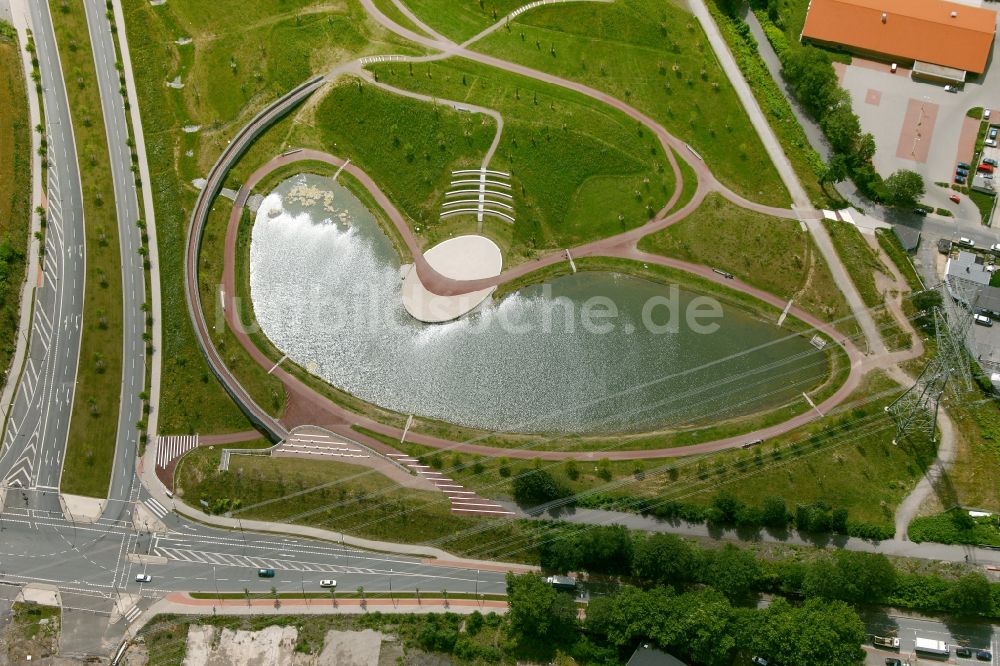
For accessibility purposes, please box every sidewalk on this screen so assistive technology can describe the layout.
[689,0,886,357]
[0,0,44,431]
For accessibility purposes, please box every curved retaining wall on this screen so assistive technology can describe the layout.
[183,77,325,442]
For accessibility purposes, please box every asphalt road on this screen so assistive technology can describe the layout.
[81,0,146,518]
[0,0,85,512]
[0,489,508,604]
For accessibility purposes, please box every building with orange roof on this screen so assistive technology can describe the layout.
[801,0,997,80]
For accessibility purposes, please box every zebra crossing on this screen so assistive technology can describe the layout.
[143,497,168,519]
[155,435,199,470]
[386,453,514,516]
[123,605,142,624]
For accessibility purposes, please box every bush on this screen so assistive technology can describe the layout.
[511,468,572,508]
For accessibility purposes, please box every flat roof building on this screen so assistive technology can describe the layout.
[801,0,997,77]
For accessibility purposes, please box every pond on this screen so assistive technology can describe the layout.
[249,174,830,434]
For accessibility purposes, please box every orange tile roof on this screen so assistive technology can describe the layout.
[801,0,997,73]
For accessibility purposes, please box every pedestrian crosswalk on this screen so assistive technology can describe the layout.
[274,430,370,461]
[358,54,407,65]
[155,435,199,470]
[143,497,168,519]
[124,605,142,623]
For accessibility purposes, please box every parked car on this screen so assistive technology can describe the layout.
[751,658,769,666]
[945,85,959,92]
[974,313,993,327]
[990,243,1000,252]
[986,139,998,148]
[977,651,993,662]
[135,574,152,583]
[986,109,993,120]
[978,163,995,173]
[951,194,963,203]
[258,568,276,578]
[886,659,903,666]
[957,168,970,177]
[913,207,929,216]
[959,161,972,169]
[956,175,967,184]
[959,237,975,247]
[990,127,998,140]
[985,158,1000,167]
[958,648,974,658]
[319,579,337,588]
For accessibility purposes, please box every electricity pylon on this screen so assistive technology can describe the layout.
[885,282,976,444]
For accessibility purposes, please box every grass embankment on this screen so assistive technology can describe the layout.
[174,446,546,560]
[761,0,849,64]
[0,23,31,391]
[354,61,678,261]
[49,0,124,497]
[196,200,286,417]
[472,0,789,207]
[122,0,416,434]
[367,368,923,534]
[707,3,834,208]
[406,0,526,41]
[638,194,858,337]
[4,603,60,663]
[823,221,911,351]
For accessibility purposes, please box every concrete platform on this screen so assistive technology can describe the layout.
[401,235,502,323]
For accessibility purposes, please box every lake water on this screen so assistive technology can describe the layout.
[249,174,829,434]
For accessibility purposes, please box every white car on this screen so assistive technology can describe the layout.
[959,237,975,248]
[319,579,337,588]
[135,574,152,583]
[944,85,958,93]
[990,243,1000,252]
[987,109,993,120]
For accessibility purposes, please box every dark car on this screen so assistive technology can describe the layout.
[958,161,972,170]
[990,127,998,140]
[956,175,967,184]
[258,568,276,578]
[913,208,928,216]
[959,648,975,658]
[977,651,993,662]
[985,158,999,167]
[886,659,902,666]
[958,168,970,177]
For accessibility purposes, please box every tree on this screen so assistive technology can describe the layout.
[854,132,877,163]
[700,544,760,602]
[803,551,895,603]
[942,573,993,616]
[884,169,925,207]
[715,0,743,17]
[511,468,570,508]
[539,535,582,574]
[820,154,850,185]
[781,47,838,117]
[505,573,578,648]
[632,533,701,585]
[760,496,790,529]
[579,525,633,576]
[821,99,862,154]
[742,597,866,666]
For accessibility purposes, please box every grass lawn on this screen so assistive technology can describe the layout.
[405,0,527,42]
[941,392,1000,513]
[638,194,857,336]
[471,0,789,207]
[122,0,416,434]
[970,190,996,226]
[50,0,125,497]
[174,445,544,560]
[365,58,676,260]
[0,23,31,391]
[823,220,912,351]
